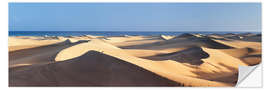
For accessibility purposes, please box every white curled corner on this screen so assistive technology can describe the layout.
[236,64,262,87]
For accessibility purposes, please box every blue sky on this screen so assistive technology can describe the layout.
[9,3,261,32]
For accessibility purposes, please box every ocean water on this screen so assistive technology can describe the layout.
[8,31,260,36]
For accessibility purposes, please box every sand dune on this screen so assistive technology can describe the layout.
[10,50,180,86]
[9,39,88,68]
[9,33,261,87]
[208,33,261,42]
[173,33,198,39]
[80,35,98,39]
[120,34,233,50]
[212,39,261,49]
[8,37,64,51]
[53,39,235,86]
[105,36,163,47]
[220,48,261,65]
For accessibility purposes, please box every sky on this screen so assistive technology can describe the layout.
[9,3,261,32]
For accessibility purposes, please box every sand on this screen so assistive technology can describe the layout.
[9,33,261,87]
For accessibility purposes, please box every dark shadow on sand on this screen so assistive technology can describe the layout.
[142,47,209,65]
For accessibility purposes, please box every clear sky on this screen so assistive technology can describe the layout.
[9,3,261,32]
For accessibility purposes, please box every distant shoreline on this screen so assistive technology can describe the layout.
[8,31,261,36]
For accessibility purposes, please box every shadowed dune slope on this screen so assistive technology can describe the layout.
[9,50,180,86]
[220,48,261,65]
[120,36,233,50]
[172,33,197,39]
[206,33,261,42]
[225,33,261,42]
[212,39,261,49]
[143,47,209,65]
[9,39,89,68]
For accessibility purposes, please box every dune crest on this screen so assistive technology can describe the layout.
[55,39,121,61]
[160,35,174,40]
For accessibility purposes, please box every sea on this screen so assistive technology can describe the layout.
[8,31,261,36]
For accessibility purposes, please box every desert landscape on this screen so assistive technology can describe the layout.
[8,33,261,87]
